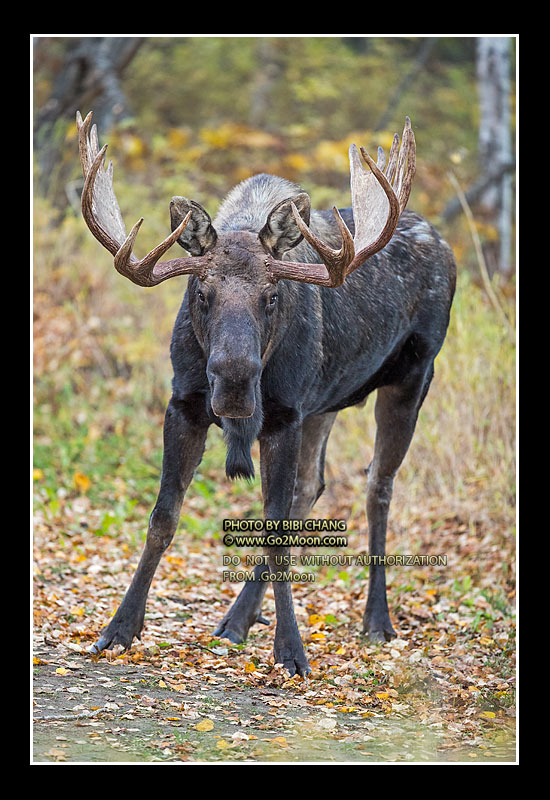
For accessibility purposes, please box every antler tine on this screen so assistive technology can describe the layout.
[384,134,400,184]
[289,202,355,286]
[76,110,208,287]
[393,117,416,213]
[265,118,416,288]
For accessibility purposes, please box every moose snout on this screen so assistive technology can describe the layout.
[207,354,261,418]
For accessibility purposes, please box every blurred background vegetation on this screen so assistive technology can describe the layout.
[33,36,516,550]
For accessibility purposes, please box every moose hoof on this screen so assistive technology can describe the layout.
[362,619,397,643]
[362,608,396,643]
[213,627,245,645]
[88,613,144,654]
[273,636,310,678]
[214,611,270,644]
[366,627,396,644]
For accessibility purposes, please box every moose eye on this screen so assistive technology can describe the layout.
[265,293,278,316]
[197,290,206,303]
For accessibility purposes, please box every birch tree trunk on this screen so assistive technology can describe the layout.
[476,37,513,278]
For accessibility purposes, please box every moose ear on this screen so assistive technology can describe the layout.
[259,192,311,258]
[170,197,217,256]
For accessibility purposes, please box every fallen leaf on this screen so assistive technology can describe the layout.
[216,739,231,749]
[73,471,91,493]
[232,731,249,741]
[195,719,214,731]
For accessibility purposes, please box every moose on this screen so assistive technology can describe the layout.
[77,110,455,676]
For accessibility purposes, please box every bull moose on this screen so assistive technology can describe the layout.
[77,110,456,676]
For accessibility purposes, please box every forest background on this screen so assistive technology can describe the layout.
[32,36,517,763]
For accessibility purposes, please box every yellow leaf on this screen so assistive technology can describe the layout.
[200,122,241,149]
[73,471,91,493]
[123,134,145,158]
[166,717,181,721]
[237,129,279,149]
[33,656,41,665]
[376,692,390,700]
[158,680,167,688]
[314,140,348,172]
[308,614,323,626]
[284,153,309,172]
[216,739,231,749]
[167,128,190,150]
[55,667,69,675]
[310,632,326,640]
[244,662,256,673]
[195,719,214,732]
[479,711,496,719]
[335,645,345,655]
[33,468,44,481]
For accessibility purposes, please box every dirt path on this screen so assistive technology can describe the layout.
[33,638,516,764]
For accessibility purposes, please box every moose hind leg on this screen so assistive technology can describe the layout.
[363,362,434,642]
[91,395,209,653]
[290,412,337,519]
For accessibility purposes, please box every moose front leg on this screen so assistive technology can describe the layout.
[90,395,209,653]
[214,414,309,675]
[259,416,310,677]
[213,417,308,676]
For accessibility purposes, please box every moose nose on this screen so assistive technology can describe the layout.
[207,353,261,385]
[207,355,261,419]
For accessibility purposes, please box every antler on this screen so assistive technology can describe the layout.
[267,117,416,287]
[76,111,209,287]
